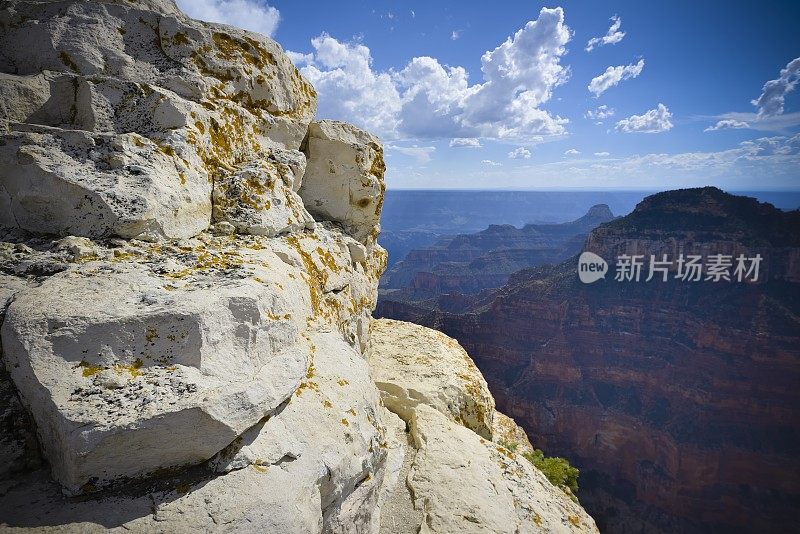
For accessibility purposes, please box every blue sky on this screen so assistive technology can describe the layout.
[176,0,800,190]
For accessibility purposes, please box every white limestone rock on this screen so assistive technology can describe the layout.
[493,411,536,457]
[0,224,386,495]
[0,330,390,534]
[408,404,599,534]
[285,228,386,352]
[1,239,316,493]
[366,318,495,440]
[212,150,315,237]
[0,0,317,240]
[300,120,386,243]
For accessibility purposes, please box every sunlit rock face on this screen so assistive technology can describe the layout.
[0,1,597,532]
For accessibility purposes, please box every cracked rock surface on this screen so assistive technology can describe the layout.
[0,1,596,532]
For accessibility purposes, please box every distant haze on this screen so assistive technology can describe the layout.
[380,190,800,234]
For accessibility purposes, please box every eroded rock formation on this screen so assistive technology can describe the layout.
[0,1,596,532]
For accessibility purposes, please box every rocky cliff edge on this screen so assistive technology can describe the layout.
[0,1,596,532]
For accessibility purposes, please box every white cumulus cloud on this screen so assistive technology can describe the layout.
[594,151,610,156]
[585,15,625,52]
[176,0,280,37]
[299,34,402,137]
[704,119,750,132]
[286,50,313,65]
[508,147,532,159]
[564,149,581,156]
[451,30,461,41]
[588,59,644,97]
[585,105,616,120]
[615,103,673,133]
[482,159,503,166]
[752,57,800,117]
[296,7,571,142]
[449,138,482,148]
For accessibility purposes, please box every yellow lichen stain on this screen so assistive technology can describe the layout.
[336,379,349,387]
[347,408,357,417]
[533,512,542,527]
[194,121,205,134]
[178,172,186,185]
[77,360,104,377]
[172,32,190,45]
[59,51,79,73]
[340,418,349,427]
[323,400,333,408]
[567,516,581,527]
[295,381,319,396]
[113,358,144,379]
[252,459,269,473]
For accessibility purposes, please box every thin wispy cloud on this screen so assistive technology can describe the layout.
[705,119,750,132]
[387,145,436,164]
[585,15,625,52]
[450,138,482,148]
[508,147,532,159]
[585,105,616,120]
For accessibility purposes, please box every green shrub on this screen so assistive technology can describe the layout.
[522,449,580,496]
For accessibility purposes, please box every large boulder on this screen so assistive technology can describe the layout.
[366,318,495,439]
[0,0,317,240]
[1,240,312,493]
[0,330,391,533]
[0,225,384,495]
[300,121,386,244]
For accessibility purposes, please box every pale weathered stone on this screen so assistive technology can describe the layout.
[366,318,495,439]
[493,411,536,457]
[409,404,598,534]
[300,120,386,243]
[0,0,318,240]
[211,151,315,237]
[0,330,389,534]
[1,256,311,493]
[0,126,212,240]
